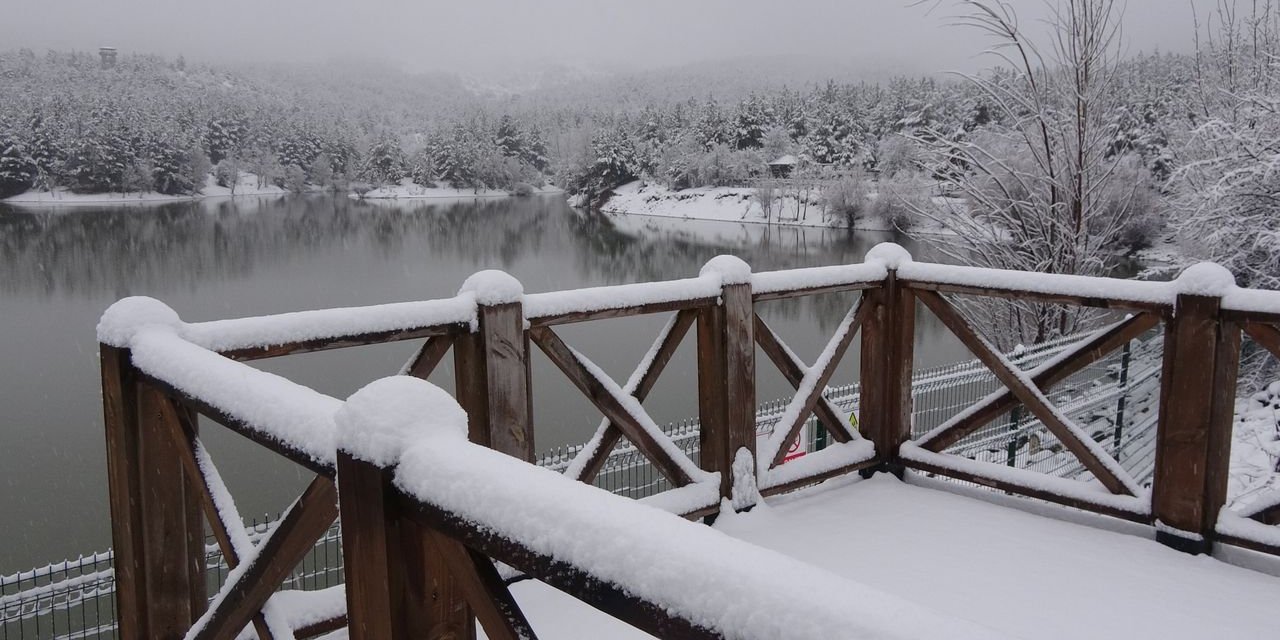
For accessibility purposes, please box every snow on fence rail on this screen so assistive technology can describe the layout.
[82,241,1280,639]
[2,327,1167,640]
[344,376,1011,640]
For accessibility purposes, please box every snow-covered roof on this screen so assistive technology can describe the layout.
[768,154,798,165]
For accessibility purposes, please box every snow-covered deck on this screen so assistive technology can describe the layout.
[493,476,1280,640]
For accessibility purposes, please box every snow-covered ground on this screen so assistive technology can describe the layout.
[465,475,1280,640]
[3,173,293,206]
[601,180,847,228]
[1230,382,1280,510]
[2,174,560,206]
[599,180,960,233]
[353,178,563,200]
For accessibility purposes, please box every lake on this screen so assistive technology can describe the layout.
[0,193,972,571]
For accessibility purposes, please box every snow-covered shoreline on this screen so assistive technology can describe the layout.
[352,179,563,200]
[600,181,848,229]
[2,174,564,208]
[597,180,960,234]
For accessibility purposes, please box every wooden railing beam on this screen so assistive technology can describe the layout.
[918,312,1160,452]
[916,289,1136,496]
[860,269,915,471]
[100,345,148,639]
[1152,294,1241,554]
[454,298,534,460]
[753,314,855,443]
[575,309,697,483]
[697,274,756,504]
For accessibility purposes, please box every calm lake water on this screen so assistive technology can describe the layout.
[0,193,973,570]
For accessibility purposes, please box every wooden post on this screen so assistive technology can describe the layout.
[859,268,915,474]
[697,258,756,505]
[454,274,534,461]
[101,345,148,639]
[1152,293,1240,554]
[103,350,205,639]
[338,452,472,640]
[102,346,205,639]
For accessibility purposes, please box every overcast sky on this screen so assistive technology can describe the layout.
[0,0,1221,75]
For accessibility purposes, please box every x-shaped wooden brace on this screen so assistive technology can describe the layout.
[529,312,703,488]
[913,289,1145,496]
[152,390,341,640]
[753,298,869,469]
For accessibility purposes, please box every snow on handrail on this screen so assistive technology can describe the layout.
[130,327,341,470]
[181,295,477,354]
[98,243,1280,358]
[899,443,1151,517]
[523,275,721,321]
[338,377,1008,640]
[897,261,1178,307]
[751,262,887,296]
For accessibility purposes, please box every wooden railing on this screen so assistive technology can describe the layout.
[97,244,1280,639]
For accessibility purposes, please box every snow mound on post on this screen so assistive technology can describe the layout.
[699,255,752,285]
[335,376,467,467]
[97,296,182,346]
[1175,262,1236,297]
[864,242,913,270]
[459,270,524,306]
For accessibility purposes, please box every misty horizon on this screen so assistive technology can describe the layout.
[2,0,1225,78]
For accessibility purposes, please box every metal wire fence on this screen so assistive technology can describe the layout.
[1,328,1164,639]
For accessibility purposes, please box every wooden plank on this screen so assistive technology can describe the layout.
[423,529,539,640]
[902,279,1171,313]
[454,301,534,460]
[1217,533,1280,557]
[766,299,869,469]
[1222,307,1280,325]
[100,345,147,639]
[915,289,1133,495]
[751,280,881,302]
[193,476,338,640]
[337,451,472,640]
[1152,294,1240,551]
[1252,502,1280,526]
[697,281,756,501]
[401,495,721,640]
[136,381,204,638]
[530,326,694,487]
[159,400,275,640]
[404,335,454,379]
[337,452,395,640]
[860,272,915,466]
[1242,322,1280,361]
[919,312,1160,452]
[900,458,1150,524]
[759,458,880,498]
[138,372,334,478]
[293,614,348,639]
[218,324,461,361]
[577,310,697,483]
[753,315,854,442]
[528,297,716,327]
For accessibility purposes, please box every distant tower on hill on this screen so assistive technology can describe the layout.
[99,47,117,69]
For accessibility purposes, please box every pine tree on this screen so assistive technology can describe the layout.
[0,134,37,197]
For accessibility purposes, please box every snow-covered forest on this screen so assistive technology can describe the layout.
[1,0,1278,291]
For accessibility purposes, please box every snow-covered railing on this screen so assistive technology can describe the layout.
[334,376,1010,640]
[95,241,1280,639]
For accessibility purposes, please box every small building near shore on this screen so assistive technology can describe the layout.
[99,47,117,69]
[767,154,798,178]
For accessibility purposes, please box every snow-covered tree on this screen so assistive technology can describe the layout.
[360,136,407,186]
[915,0,1142,347]
[0,133,37,197]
